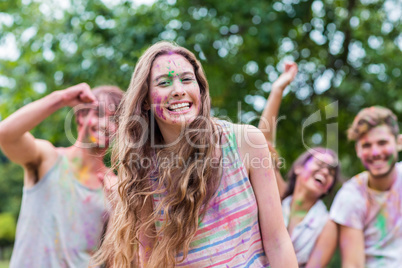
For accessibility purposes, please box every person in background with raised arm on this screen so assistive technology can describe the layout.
[259,62,340,268]
[0,83,123,267]
[330,106,402,267]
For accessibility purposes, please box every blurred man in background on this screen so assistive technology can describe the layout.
[330,106,402,267]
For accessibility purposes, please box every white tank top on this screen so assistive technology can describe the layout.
[10,154,108,268]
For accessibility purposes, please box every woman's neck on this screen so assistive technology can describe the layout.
[158,125,183,145]
[67,145,106,172]
[290,190,317,217]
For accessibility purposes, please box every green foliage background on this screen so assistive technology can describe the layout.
[0,0,401,264]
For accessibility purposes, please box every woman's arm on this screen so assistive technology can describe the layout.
[258,63,298,198]
[258,62,298,144]
[237,125,298,268]
[0,83,96,186]
[339,225,365,268]
[306,220,338,268]
[267,141,287,198]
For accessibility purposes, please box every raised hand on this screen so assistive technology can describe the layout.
[272,62,298,92]
[60,83,97,107]
[258,62,298,152]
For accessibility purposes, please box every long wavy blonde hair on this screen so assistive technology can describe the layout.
[92,41,222,267]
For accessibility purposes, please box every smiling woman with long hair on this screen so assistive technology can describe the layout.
[92,41,297,268]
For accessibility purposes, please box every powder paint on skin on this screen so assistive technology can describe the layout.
[72,157,82,166]
[386,153,395,166]
[166,58,178,68]
[362,150,395,174]
[302,158,314,176]
[89,135,97,143]
[77,165,90,184]
[71,156,92,185]
[151,93,167,120]
[77,108,97,147]
[290,199,308,218]
[291,210,308,217]
[151,55,201,124]
[145,246,152,255]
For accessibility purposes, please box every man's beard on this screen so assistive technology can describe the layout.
[367,154,398,179]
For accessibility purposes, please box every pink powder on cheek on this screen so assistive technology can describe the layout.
[386,147,396,159]
[301,158,314,182]
[151,92,167,120]
[372,146,380,155]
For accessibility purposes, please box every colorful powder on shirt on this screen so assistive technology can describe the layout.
[375,212,387,240]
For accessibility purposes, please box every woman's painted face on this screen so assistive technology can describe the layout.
[296,152,337,197]
[148,53,201,132]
